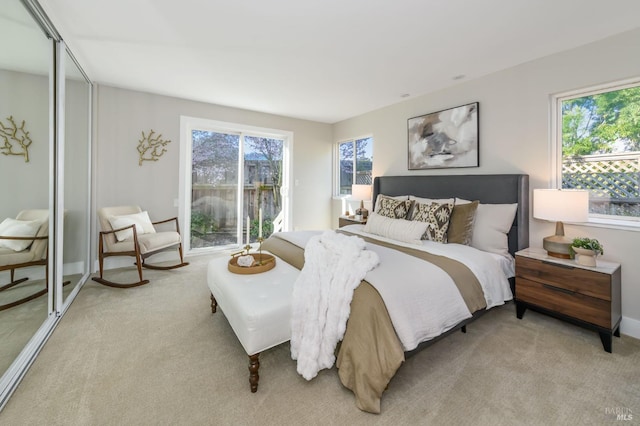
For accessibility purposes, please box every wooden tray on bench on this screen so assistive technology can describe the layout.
[228,253,276,274]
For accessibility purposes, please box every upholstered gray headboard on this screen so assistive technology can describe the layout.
[373,174,529,256]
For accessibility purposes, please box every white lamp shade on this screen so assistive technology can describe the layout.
[533,189,589,223]
[351,184,372,201]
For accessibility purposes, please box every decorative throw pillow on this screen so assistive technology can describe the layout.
[0,218,41,252]
[374,194,409,214]
[411,201,454,242]
[108,211,156,242]
[447,200,479,245]
[407,196,454,222]
[470,203,518,257]
[363,212,429,245]
[376,196,414,219]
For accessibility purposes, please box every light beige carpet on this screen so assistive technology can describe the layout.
[1,254,638,425]
[0,279,49,375]
[0,275,80,376]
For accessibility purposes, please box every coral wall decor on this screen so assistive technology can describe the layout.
[137,129,170,166]
[0,116,32,162]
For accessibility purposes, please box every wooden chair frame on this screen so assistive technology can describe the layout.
[0,235,49,311]
[92,216,189,288]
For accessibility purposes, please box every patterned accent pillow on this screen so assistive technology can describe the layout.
[374,194,408,213]
[411,201,454,242]
[376,196,414,219]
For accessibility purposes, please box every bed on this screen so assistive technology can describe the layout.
[261,174,529,413]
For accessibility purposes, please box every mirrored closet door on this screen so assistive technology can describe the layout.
[0,0,55,397]
[0,0,92,409]
[61,47,91,309]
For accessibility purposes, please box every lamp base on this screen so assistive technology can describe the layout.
[543,235,572,259]
[355,200,369,220]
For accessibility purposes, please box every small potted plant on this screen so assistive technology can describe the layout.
[571,237,604,266]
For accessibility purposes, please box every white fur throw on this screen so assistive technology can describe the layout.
[290,230,379,380]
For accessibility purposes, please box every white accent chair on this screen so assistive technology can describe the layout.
[92,206,189,288]
[0,209,49,311]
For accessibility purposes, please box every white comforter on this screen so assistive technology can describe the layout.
[275,226,512,352]
[344,225,513,350]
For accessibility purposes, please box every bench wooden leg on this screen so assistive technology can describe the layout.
[249,353,260,392]
[211,293,217,313]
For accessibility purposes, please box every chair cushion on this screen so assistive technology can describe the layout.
[137,232,181,255]
[106,232,181,254]
[0,218,41,252]
[0,247,39,267]
[15,210,49,259]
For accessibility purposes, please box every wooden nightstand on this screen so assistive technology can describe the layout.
[338,215,367,227]
[515,248,621,353]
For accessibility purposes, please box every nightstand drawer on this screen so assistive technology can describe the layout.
[516,277,612,328]
[516,256,610,301]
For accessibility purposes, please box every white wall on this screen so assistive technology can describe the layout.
[93,84,333,258]
[0,69,49,219]
[333,28,640,336]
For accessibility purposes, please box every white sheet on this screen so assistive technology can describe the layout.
[345,224,515,279]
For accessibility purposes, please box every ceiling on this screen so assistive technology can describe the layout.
[38,0,640,124]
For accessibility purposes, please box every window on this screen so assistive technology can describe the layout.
[554,80,640,224]
[336,136,373,196]
[180,117,291,252]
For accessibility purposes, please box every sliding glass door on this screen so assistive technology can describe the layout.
[181,117,290,253]
[191,130,240,249]
[242,136,284,244]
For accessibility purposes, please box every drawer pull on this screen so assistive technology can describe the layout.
[542,260,575,270]
[543,283,575,295]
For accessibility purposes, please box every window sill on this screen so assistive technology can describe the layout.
[578,217,640,232]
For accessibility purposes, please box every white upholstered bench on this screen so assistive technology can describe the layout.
[206,253,299,392]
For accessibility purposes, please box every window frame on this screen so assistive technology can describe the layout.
[334,135,373,197]
[179,116,293,254]
[551,76,640,231]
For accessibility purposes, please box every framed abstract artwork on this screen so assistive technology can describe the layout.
[408,102,479,170]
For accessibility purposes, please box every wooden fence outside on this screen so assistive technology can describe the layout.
[563,151,640,216]
[190,183,281,248]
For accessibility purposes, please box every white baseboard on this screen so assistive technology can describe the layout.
[621,316,640,340]
[63,261,85,276]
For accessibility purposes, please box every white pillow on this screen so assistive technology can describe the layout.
[409,196,455,206]
[363,212,430,245]
[108,211,156,242]
[470,203,518,257]
[455,197,471,205]
[0,218,41,252]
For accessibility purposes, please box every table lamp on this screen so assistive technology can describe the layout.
[351,184,371,220]
[533,189,589,258]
